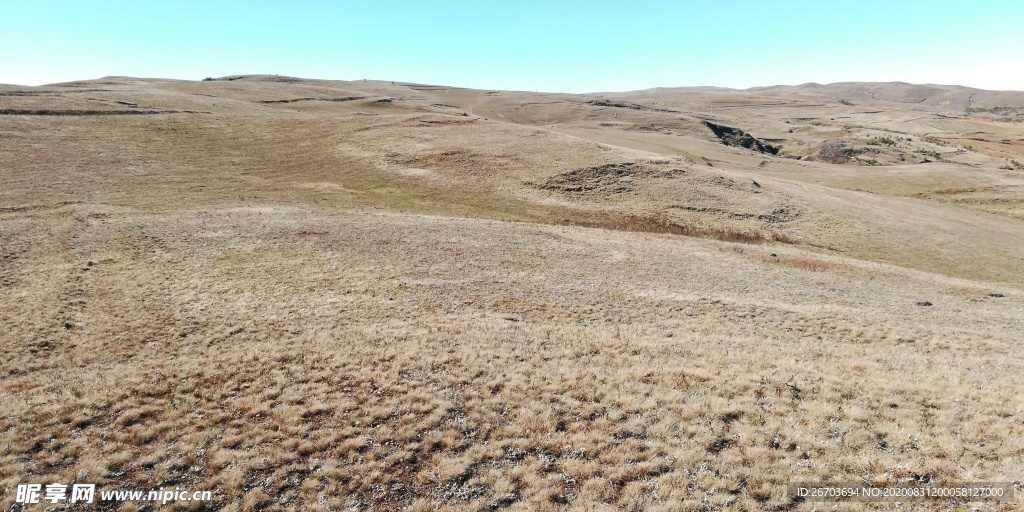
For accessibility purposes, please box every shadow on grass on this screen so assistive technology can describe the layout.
[557,214,798,245]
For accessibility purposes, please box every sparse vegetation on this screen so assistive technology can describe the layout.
[2,76,1024,511]
[921,136,949,146]
[867,136,897,147]
[965,105,1020,115]
[3,207,1021,511]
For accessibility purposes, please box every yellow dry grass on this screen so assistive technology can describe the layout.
[1,76,1022,511]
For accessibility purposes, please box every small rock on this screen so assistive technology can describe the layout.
[988,293,1004,298]
[915,301,933,307]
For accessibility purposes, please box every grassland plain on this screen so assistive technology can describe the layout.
[1,76,1023,511]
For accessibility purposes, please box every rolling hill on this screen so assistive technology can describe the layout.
[1,76,1022,510]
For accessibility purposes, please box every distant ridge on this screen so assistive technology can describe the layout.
[11,75,1024,110]
[630,82,1024,109]
[520,80,1024,110]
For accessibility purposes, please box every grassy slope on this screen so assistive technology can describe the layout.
[1,77,1023,511]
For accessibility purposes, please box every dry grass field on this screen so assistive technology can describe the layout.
[1,76,1023,511]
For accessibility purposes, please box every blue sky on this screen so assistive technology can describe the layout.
[4,1,1022,91]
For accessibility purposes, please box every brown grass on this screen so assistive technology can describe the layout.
[2,77,1023,511]
[559,214,780,245]
[764,255,837,272]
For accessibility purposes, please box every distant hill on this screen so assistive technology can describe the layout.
[619,81,1024,110]
[748,81,1024,109]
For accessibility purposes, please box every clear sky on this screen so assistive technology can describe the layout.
[4,1,1022,92]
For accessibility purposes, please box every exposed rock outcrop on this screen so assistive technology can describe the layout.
[703,121,780,155]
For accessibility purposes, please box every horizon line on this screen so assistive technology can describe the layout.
[2,74,1018,95]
